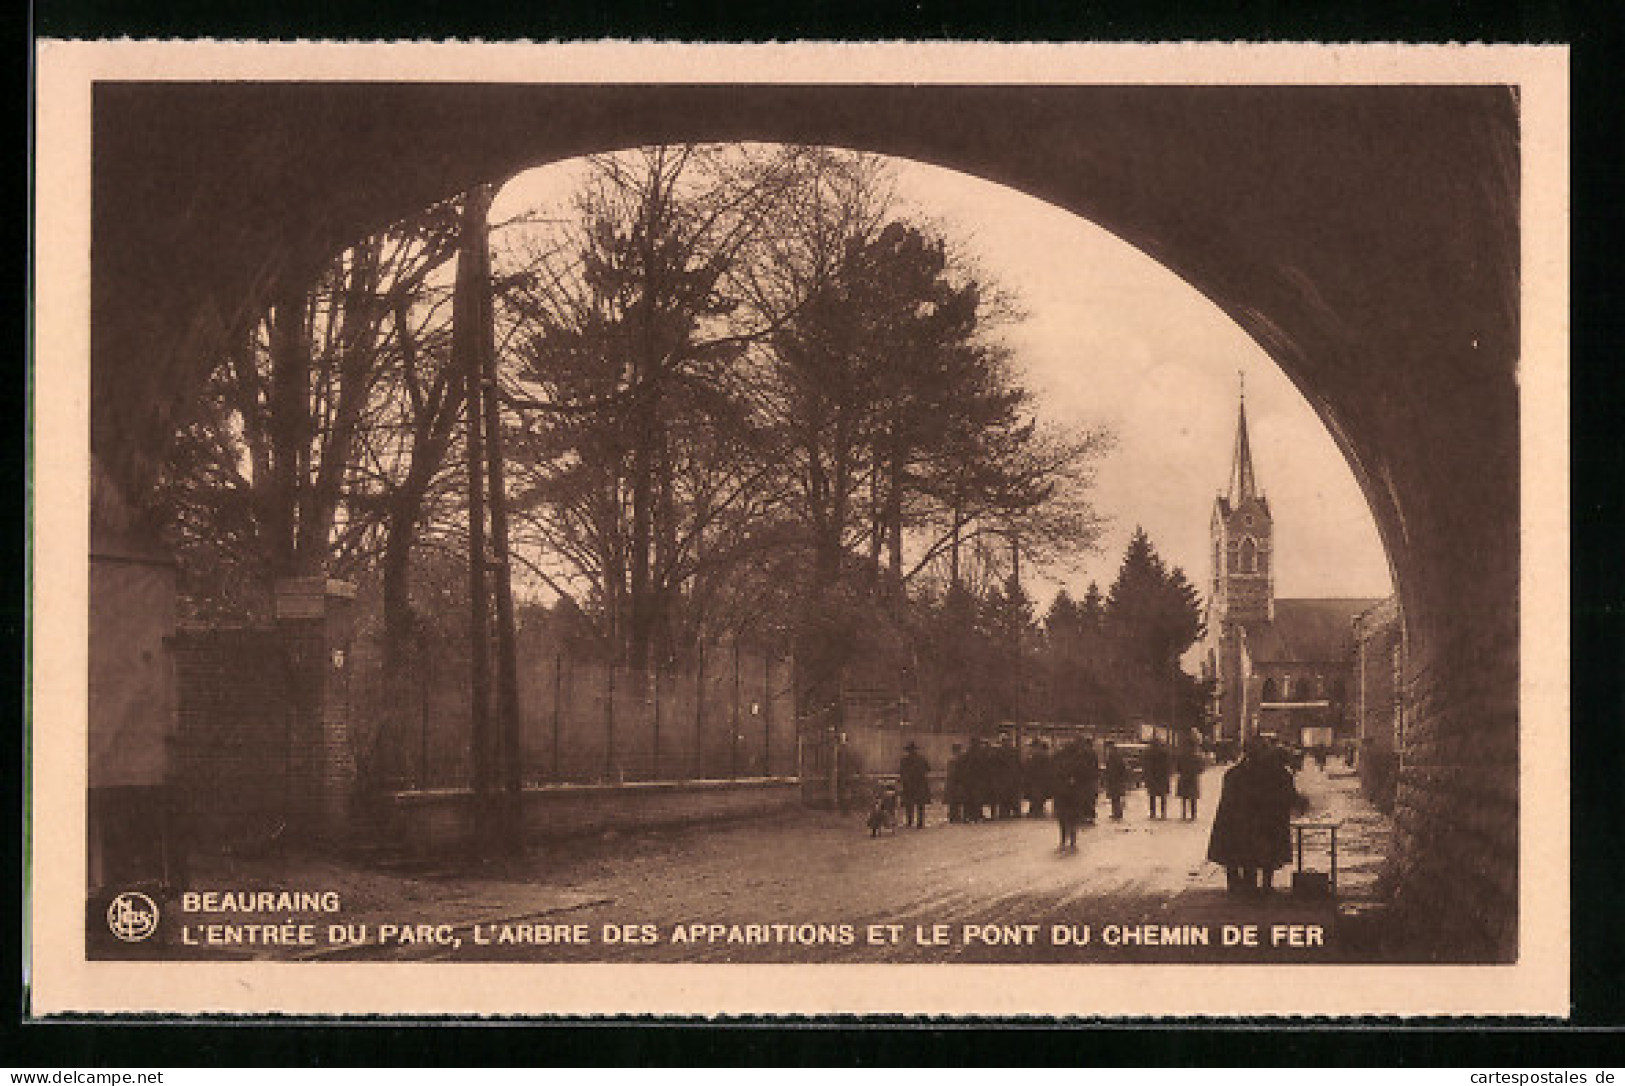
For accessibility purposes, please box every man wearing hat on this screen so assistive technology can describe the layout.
[945,742,968,822]
[898,741,933,829]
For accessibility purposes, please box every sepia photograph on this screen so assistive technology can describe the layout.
[31,41,1569,1016]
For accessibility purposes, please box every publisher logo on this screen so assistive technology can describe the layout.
[107,892,160,942]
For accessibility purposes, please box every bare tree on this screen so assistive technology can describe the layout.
[159,206,460,611]
[494,144,815,669]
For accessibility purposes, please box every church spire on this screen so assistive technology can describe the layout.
[1228,380,1259,505]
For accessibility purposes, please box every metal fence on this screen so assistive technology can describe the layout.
[355,633,798,791]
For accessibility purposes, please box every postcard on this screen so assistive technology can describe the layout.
[30,40,1569,1016]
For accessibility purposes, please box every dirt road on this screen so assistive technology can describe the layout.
[148,763,1394,964]
[364,763,1387,964]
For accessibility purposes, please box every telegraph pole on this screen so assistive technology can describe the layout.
[478,182,525,848]
[454,184,496,854]
[1010,531,1023,741]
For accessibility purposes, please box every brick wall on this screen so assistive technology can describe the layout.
[1386,594,1519,962]
[172,624,297,844]
[1348,585,1518,962]
[1354,598,1403,811]
[172,579,357,847]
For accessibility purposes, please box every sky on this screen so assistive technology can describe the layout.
[491,149,1394,611]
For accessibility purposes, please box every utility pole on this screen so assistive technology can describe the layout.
[454,184,496,855]
[730,636,741,780]
[476,181,525,849]
[455,182,524,857]
[1009,531,1023,736]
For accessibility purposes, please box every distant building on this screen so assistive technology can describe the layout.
[1352,595,1405,810]
[1199,392,1379,748]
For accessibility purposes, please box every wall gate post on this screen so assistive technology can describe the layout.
[274,577,357,841]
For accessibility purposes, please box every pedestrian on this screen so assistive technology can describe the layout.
[945,743,968,823]
[994,735,1022,819]
[898,741,932,829]
[964,738,989,822]
[1078,739,1100,824]
[1143,736,1172,820]
[867,781,899,837]
[1206,738,1299,895]
[1025,739,1053,817]
[1103,740,1130,821]
[1176,739,1204,820]
[983,736,1003,820]
[1051,740,1089,850]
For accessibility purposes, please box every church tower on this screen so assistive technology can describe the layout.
[1200,383,1375,748]
[1203,385,1275,743]
[1209,388,1274,628]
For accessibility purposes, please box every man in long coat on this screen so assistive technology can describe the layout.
[1176,739,1204,820]
[1077,739,1100,825]
[1206,739,1298,894]
[1102,740,1131,821]
[1025,739,1053,818]
[944,743,968,823]
[1050,740,1089,850]
[1143,736,1173,820]
[963,738,989,822]
[993,736,1022,819]
[898,741,932,829]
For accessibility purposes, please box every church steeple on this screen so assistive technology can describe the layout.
[1211,375,1273,628]
[1228,381,1259,506]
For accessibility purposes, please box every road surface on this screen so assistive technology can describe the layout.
[309,761,1394,964]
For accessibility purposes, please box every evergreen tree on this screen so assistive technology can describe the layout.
[1043,588,1083,646]
[1106,527,1203,673]
[1079,581,1106,630]
[1103,527,1204,720]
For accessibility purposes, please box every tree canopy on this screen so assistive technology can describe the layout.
[158,143,1123,758]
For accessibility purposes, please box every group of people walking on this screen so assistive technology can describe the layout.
[871,729,1313,902]
[878,734,1206,850]
[1039,735,1207,851]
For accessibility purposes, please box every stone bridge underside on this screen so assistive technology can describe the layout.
[91,83,1521,958]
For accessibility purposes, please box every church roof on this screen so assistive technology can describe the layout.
[1243,598,1383,664]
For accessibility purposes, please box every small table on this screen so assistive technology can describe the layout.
[1289,818,1344,893]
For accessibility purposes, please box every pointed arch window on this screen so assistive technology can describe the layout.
[1239,536,1258,574]
[1261,677,1279,702]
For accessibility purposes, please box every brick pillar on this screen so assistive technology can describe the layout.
[274,577,357,841]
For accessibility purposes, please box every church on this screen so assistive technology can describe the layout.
[1199,392,1380,750]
